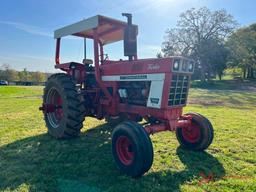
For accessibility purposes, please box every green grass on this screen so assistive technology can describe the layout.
[0,81,256,192]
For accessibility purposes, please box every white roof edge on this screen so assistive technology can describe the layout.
[54,15,100,39]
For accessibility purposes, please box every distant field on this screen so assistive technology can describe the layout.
[0,81,256,192]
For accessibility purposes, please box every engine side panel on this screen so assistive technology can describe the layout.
[101,73,165,109]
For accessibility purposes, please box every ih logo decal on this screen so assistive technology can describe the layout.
[150,98,159,104]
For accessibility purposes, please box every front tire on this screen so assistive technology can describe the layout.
[176,112,214,151]
[43,73,85,138]
[112,121,153,177]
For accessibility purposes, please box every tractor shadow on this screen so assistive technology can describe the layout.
[146,147,226,191]
[0,123,225,192]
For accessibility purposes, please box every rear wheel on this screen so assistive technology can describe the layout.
[176,112,214,151]
[112,121,153,177]
[43,73,85,138]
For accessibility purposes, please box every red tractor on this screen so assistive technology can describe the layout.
[40,13,214,177]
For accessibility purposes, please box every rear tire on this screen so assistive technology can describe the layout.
[112,121,153,177]
[43,73,85,138]
[176,112,214,151]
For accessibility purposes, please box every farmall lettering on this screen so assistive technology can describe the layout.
[148,63,160,70]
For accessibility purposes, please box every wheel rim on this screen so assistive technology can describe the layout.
[116,136,134,165]
[46,87,63,128]
[55,95,63,120]
[181,123,201,143]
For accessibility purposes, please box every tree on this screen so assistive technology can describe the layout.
[31,71,46,83]
[18,68,31,82]
[0,64,9,80]
[156,52,163,58]
[6,69,19,82]
[226,24,256,79]
[162,7,237,81]
[0,64,19,82]
[200,38,229,80]
[0,65,49,84]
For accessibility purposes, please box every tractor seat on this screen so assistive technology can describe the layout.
[83,59,93,65]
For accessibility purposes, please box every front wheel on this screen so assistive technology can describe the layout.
[176,112,214,151]
[112,121,153,177]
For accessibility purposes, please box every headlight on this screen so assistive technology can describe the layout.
[188,61,194,72]
[173,59,180,71]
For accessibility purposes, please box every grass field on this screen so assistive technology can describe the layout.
[0,80,255,192]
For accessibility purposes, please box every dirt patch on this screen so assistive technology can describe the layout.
[228,80,256,92]
[188,99,224,106]
[240,84,256,92]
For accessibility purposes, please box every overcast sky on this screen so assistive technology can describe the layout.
[0,0,255,72]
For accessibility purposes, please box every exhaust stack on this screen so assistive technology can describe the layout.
[122,13,137,61]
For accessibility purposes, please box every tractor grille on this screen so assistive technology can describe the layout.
[168,74,190,106]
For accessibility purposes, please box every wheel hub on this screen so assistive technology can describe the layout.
[181,123,201,143]
[43,87,64,128]
[39,104,62,113]
[116,136,134,165]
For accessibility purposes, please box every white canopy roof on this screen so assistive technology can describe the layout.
[54,15,138,45]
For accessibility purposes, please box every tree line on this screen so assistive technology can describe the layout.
[0,64,48,84]
[160,7,256,81]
